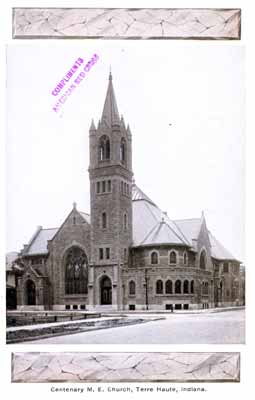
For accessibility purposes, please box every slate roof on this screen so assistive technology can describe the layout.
[132,184,156,206]
[20,184,238,262]
[209,232,237,261]
[25,228,58,255]
[132,185,189,247]
[100,72,120,128]
[173,218,202,248]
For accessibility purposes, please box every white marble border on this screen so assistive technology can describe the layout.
[12,352,240,383]
[13,8,241,39]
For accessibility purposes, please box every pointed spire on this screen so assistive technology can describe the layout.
[89,118,96,133]
[73,202,77,210]
[101,72,120,128]
[120,114,125,129]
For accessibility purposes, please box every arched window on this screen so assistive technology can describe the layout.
[169,251,177,264]
[200,250,207,270]
[156,279,163,294]
[120,137,126,163]
[183,280,189,294]
[151,251,158,264]
[123,213,127,230]
[175,279,182,294]
[65,247,88,295]
[190,280,194,294]
[165,280,173,294]
[102,212,107,229]
[184,252,187,265]
[129,280,136,295]
[99,135,110,161]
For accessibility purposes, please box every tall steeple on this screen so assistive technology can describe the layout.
[88,72,133,310]
[101,72,120,128]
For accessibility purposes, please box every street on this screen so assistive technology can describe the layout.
[25,309,245,344]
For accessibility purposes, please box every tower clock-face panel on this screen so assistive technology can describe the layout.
[89,73,133,264]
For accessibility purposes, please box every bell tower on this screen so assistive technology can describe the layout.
[88,72,133,309]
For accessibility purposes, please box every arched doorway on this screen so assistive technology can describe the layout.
[26,279,36,305]
[100,276,112,305]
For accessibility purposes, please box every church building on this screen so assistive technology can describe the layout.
[14,73,242,311]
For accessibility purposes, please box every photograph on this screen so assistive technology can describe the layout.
[6,12,245,345]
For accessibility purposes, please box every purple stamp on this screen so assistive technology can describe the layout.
[52,53,99,114]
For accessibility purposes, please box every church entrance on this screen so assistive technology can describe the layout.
[100,276,112,305]
[26,280,36,305]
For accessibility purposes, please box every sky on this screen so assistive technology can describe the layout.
[6,40,244,260]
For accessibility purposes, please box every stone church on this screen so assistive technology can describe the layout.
[14,73,242,311]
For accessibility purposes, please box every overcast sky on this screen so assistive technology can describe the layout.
[6,40,244,260]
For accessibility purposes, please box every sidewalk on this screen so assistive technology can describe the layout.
[103,305,245,316]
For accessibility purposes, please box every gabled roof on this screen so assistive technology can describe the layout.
[132,184,189,247]
[18,187,239,261]
[209,232,238,261]
[20,209,90,256]
[173,218,202,246]
[140,219,188,247]
[23,228,58,255]
[101,72,120,128]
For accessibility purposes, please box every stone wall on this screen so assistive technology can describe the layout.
[47,207,91,309]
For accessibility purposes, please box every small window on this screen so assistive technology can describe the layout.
[106,248,110,260]
[102,212,107,229]
[190,280,194,294]
[102,181,106,193]
[107,180,111,192]
[223,262,229,273]
[65,305,71,310]
[124,248,127,259]
[96,182,100,194]
[129,304,135,310]
[121,181,124,194]
[99,248,104,260]
[169,251,177,264]
[165,304,173,310]
[175,304,182,310]
[72,304,78,310]
[184,252,187,265]
[151,251,158,265]
[80,304,86,310]
[183,304,189,310]
[123,213,127,230]
[129,280,136,295]
[120,138,126,163]
[156,279,163,294]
